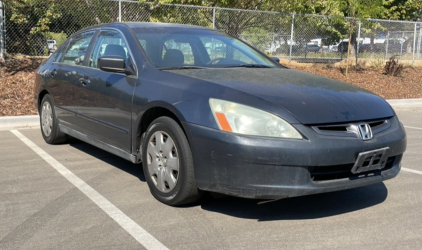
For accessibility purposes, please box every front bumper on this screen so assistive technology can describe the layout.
[185,116,406,199]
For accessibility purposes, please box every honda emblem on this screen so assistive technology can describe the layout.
[358,123,373,140]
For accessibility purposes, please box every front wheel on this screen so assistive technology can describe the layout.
[142,117,202,206]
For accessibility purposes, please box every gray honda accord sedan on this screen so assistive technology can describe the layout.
[34,22,406,206]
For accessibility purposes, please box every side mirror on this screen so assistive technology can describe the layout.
[98,55,126,73]
[271,57,280,64]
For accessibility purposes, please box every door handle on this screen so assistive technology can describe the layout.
[79,78,90,86]
[50,69,57,76]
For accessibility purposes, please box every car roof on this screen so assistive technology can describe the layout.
[125,22,213,30]
[76,22,214,34]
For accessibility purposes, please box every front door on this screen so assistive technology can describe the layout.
[77,29,136,153]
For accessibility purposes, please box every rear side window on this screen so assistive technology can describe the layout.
[54,40,70,63]
[59,31,95,66]
[89,30,129,68]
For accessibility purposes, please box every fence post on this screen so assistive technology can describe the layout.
[289,14,295,65]
[356,21,361,66]
[212,7,216,29]
[417,24,421,60]
[0,0,4,61]
[272,34,275,54]
[385,31,389,60]
[413,22,417,66]
[118,0,121,22]
[401,31,404,58]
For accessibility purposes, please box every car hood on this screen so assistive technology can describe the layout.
[169,68,394,125]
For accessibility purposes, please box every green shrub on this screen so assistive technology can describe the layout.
[44,46,49,56]
[29,33,47,56]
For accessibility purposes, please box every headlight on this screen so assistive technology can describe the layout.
[209,98,302,139]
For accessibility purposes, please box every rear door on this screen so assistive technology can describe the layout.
[48,31,96,130]
[77,29,137,153]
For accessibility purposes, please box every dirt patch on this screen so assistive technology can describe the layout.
[1,57,422,117]
[287,63,422,99]
[0,58,44,116]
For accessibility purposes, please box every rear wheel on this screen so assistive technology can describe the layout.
[142,117,202,206]
[40,94,67,144]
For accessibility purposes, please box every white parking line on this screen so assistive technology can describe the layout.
[404,126,422,130]
[10,130,169,250]
[402,168,422,176]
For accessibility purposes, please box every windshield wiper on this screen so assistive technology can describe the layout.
[159,66,210,70]
[223,64,272,68]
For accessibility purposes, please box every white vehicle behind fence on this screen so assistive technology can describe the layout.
[47,40,57,52]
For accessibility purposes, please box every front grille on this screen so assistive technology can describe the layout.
[312,119,391,138]
[309,156,396,181]
[369,120,387,130]
[318,126,347,132]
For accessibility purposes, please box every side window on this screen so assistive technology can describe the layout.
[162,39,194,66]
[54,41,70,63]
[89,30,129,68]
[60,31,95,65]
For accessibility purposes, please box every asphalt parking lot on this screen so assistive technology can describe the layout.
[1,108,421,250]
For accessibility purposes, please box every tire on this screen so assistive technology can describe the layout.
[142,117,202,206]
[40,94,67,144]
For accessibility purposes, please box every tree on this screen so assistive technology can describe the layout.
[382,0,422,20]
[318,0,385,75]
[7,0,61,34]
[5,0,61,55]
[4,0,120,55]
[140,0,317,13]
[139,0,319,36]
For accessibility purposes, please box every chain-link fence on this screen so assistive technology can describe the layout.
[1,0,422,65]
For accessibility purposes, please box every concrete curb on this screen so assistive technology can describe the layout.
[0,115,39,130]
[0,98,421,130]
[387,98,422,109]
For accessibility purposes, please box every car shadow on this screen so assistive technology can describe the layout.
[67,137,388,221]
[67,137,146,182]
[200,183,388,221]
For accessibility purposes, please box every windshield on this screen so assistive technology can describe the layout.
[132,27,277,69]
